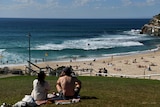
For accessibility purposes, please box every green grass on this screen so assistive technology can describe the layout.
[0,76,160,107]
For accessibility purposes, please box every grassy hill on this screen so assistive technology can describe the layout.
[0,76,160,107]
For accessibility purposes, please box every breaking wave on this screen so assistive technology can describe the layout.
[33,31,144,51]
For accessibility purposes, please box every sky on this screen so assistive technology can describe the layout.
[0,0,160,19]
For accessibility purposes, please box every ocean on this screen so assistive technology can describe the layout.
[0,18,160,65]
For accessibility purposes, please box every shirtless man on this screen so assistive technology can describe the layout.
[56,67,81,99]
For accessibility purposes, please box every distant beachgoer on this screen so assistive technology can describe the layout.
[35,59,37,63]
[111,56,113,61]
[124,60,129,64]
[56,67,81,100]
[70,59,72,62]
[108,62,113,66]
[31,71,50,101]
[133,59,137,63]
[98,69,102,73]
[98,69,102,76]
[147,65,152,71]
[103,68,108,73]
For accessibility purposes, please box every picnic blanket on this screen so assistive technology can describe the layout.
[54,98,80,105]
[46,93,81,105]
[12,94,80,107]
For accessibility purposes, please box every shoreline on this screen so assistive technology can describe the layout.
[1,48,160,80]
[1,46,159,67]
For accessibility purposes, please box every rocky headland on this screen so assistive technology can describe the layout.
[141,14,160,36]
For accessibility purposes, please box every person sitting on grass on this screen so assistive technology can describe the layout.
[56,67,81,100]
[31,71,50,103]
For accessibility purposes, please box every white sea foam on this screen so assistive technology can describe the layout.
[33,34,144,51]
[32,43,65,50]
[0,51,26,64]
[123,29,141,35]
[0,49,5,53]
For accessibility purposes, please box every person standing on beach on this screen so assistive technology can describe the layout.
[31,71,50,101]
[56,67,81,100]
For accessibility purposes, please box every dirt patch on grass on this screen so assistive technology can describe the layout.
[0,74,18,78]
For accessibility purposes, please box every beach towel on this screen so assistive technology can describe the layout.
[55,98,80,105]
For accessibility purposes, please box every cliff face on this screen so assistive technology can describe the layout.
[141,14,160,36]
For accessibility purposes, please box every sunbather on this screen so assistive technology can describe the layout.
[56,67,81,100]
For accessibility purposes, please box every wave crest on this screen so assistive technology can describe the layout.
[33,34,144,51]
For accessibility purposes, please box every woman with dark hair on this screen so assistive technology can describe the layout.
[31,71,50,101]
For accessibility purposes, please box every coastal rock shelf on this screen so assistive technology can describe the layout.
[141,13,160,36]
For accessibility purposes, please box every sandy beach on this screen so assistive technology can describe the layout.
[2,49,160,80]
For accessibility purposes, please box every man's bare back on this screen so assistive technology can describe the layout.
[56,67,81,98]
